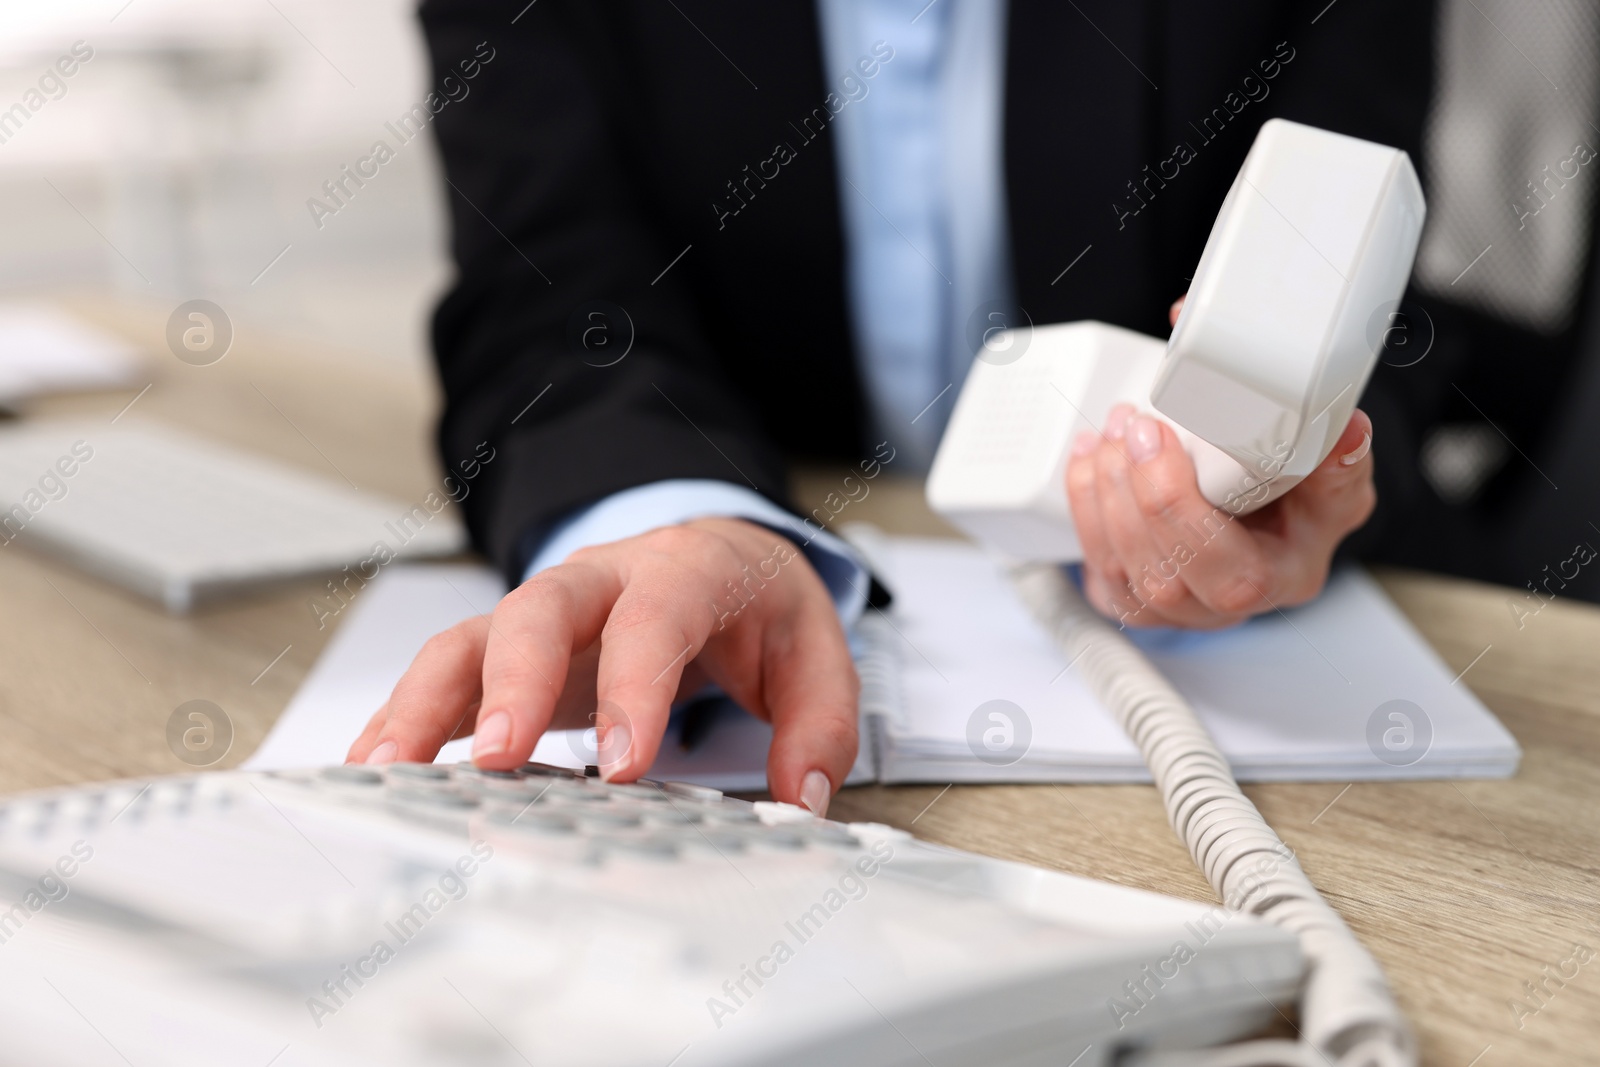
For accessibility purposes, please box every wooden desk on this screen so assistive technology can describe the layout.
[3,301,1595,1066]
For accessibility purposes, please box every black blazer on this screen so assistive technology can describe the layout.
[419,0,1435,581]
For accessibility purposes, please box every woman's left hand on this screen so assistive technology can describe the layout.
[1065,298,1377,629]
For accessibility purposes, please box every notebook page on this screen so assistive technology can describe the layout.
[871,537,1520,782]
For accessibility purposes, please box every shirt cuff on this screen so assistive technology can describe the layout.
[521,479,871,628]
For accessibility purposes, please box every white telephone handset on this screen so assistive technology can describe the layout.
[927,119,1426,561]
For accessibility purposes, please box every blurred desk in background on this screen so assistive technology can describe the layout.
[0,296,449,786]
[1,301,1596,1066]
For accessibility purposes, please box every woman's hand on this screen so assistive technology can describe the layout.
[1065,298,1377,629]
[346,518,857,815]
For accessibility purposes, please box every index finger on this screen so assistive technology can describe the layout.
[471,559,620,771]
[586,527,744,781]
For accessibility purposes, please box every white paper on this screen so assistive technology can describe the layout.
[0,304,142,405]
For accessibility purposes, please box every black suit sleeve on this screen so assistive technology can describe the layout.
[420,0,792,581]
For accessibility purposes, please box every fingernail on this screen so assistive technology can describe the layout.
[1339,432,1371,466]
[1104,404,1133,441]
[471,712,511,760]
[800,769,831,817]
[364,740,398,765]
[597,720,633,781]
[1071,430,1098,457]
[1127,416,1163,464]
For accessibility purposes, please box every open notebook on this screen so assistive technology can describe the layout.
[247,534,1520,789]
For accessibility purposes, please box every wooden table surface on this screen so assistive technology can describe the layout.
[2,300,1595,1066]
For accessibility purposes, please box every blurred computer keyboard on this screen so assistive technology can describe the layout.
[0,419,464,610]
[0,761,1301,1067]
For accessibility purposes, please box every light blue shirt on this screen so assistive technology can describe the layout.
[525,0,1012,617]
[819,0,1014,467]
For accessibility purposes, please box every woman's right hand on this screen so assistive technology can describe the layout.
[344,517,858,816]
